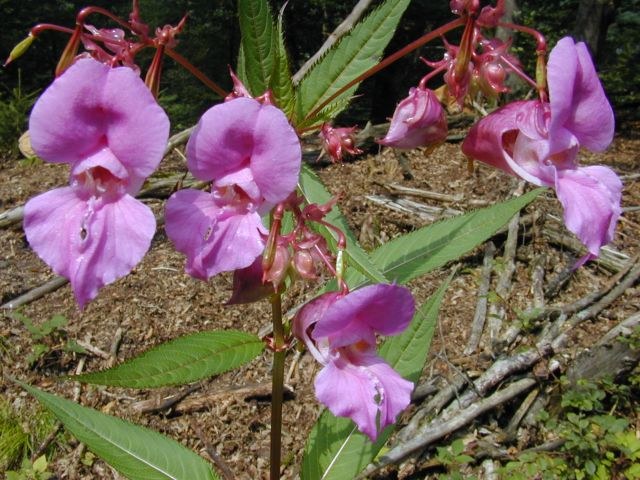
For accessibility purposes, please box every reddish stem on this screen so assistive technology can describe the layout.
[304,17,465,123]
[165,47,228,98]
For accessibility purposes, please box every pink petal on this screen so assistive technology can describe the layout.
[24,188,155,307]
[165,189,266,279]
[292,292,340,345]
[554,165,622,258]
[313,284,415,349]
[29,58,169,185]
[315,349,413,441]
[548,37,614,153]
[186,97,301,204]
[378,88,448,149]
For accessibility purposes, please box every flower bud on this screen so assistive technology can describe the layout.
[378,87,448,149]
[4,34,35,67]
[319,124,363,162]
[293,250,316,279]
[263,244,291,288]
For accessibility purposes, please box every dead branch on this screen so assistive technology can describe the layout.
[2,276,68,309]
[191,421,236,480]
[358,378,537,478]
[365,195,462,222]
[465,242,496,355]
[293,0,373,83]
[487,212,520,349]
[131,384,202,414]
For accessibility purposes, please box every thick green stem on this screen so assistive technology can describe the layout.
[270,292,286,480]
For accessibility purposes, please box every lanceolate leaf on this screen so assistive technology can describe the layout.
[296,0,410,124]
[298,164,387,284]
[22,384,219,480]
[272,6,296,118]
[301,279,451,480]
[345,188,544,288]
[238,0,276,95]
[75,330,264,388]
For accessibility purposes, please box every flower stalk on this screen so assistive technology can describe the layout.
[269,292,286,480]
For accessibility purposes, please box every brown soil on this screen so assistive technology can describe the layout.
[1,127,639,479]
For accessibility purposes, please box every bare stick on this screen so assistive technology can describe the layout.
[358,378,537,478]
[293,0,373,83]
[131,384,202,414]
[107,327,124,368]
[191,421,235,480]
[464,242,496,354]
[487,210,520,349]
[2,276,68,309]
[0,206,24,228]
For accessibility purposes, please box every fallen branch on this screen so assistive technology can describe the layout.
[1,276,68,309]
[358,378,537,478]
[464,242,496,354]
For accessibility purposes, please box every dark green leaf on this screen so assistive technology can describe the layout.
[345,188,544,288]
[238,0,276,95]
[75,330,264,388]
[22,384,218,480]
[271,6,296,118]
[296,0,410,123]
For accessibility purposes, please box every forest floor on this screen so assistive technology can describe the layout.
[1,122,639,479]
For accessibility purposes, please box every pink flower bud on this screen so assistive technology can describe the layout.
[378,87,448,149]
[293,250,316,279]
[319,124,363,162]
[263,244,291,288]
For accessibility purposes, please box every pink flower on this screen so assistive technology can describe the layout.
[165,97,301,279]
[378,87,448,149]
[319,123,363,162]
[462,37,621,264]
[23,58,170,307]
[293,284,415,441]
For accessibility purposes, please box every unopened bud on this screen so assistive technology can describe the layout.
[4,34,35,67]
[293,250,316,279]
[263,244,291,288]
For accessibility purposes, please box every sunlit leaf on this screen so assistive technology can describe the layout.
[74,330,264,388]
[296,0,410,124]
[22,384,219,480]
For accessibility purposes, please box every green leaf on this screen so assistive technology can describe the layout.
[296,0,410,123]
[345,188,544,288]
[75,330,264,388]
[298,164,387,284]
[301,278,450,480]
[238,0,276,95]
[21,384,218,480]
[271,6,295,118]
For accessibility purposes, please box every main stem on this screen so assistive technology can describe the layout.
[270,292,286,480]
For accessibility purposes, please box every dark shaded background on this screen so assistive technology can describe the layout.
[1,0,638,156]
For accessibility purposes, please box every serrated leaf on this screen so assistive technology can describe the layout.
[298,164,387,284]
[22,384,218,480]
[238,0,276,95]
[295,97,353,131]
[344,188,544,288]
[297,0,410,123]
[271,6,296,118]
[75,330,264,388]
[301,278,450,480]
